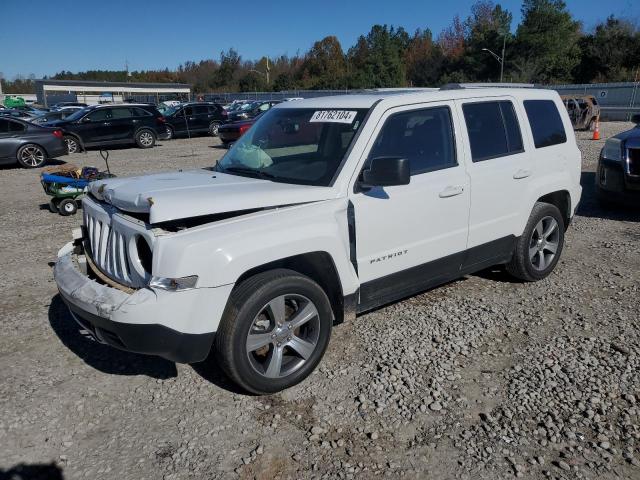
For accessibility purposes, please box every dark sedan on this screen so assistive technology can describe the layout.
[0,117,67,168]
[163,102,228,139]
[596,114,640,205]
[30,110,79,125]
[218,115,260,147]
[226,101,279,122]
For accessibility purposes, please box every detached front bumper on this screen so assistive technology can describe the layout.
[53,244,232,363]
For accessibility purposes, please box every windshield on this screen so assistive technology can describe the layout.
[64,107,91,122]
[163,105,180,116]
[217,107,368,186]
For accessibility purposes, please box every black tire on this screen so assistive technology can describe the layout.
[208,121,221,137]
[165,125,174,140]
[135,129,156,149]
[64,135,81,154]
[214,269,333,394]
[506,202,565,282]
[58,198,77,216]
[48,199,59,213]
[16,144,47,168]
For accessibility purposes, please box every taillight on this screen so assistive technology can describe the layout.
[53,129,63,139]
[156,116,166,124]
[239,124,251,135]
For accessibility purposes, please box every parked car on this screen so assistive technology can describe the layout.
[53,86,581,394]
[217,113,262,147]
[0,117,67,168]
[30,109,80,125]
[596,114,640,204]
[163,102,227,139]
[14,104,49,116]
[561,95,600,131]
[50,102,88,111]
[45,104,168,153]
[0,109,37,120]
[226,101,279,122]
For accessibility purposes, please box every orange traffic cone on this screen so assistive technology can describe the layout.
[592,120,600,140]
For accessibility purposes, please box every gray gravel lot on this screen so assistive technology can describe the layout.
[1,125,639,480]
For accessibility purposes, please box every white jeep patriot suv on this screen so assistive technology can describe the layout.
[54,85,582,394]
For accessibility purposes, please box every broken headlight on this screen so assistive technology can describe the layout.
[149,275,199,291]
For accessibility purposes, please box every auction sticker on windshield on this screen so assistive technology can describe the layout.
[310,110,357,123]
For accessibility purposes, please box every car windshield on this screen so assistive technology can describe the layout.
[163,105,180,116]
[64,107,91,121]
[216,107,369,186]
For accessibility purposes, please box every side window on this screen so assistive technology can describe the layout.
[111,108,132,119]
[131,107,151,117]
[8,120,25,132]
[183,106,193,116]
[523,100,567,148]
[86,109,111,122]
[208,105,220,114]
[462,101,524,162]
[194,105,209,115]
[0,119,10,133]
[369,106,457,176]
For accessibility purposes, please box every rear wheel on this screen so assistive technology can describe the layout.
[64,135,80,154]
[135,129,156,149]
[214,269,333,394]
[165,125,174,140]
[506,202,565,281]
[58,198,77,216]
[17,144,47,168]
[209,121,221,137]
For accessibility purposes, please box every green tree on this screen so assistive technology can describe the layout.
[347,25,409,88]
[512,0,581,83]
[299,36,347,89]
[405,29,445,86]
[574,16,640,82]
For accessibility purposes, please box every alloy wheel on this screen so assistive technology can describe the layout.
[139,131,154,147]
[65,138,78,153]
[245,294,320,379]
[529,216,560,271]
[20,146,45,167]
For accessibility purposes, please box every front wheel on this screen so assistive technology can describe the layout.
[506,202,565,282]
[64,135,80,154]
[165,125,174,140]
[135,129,156,149]
[214,269,333,394]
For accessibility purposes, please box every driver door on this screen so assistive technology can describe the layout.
[350,102,470,309]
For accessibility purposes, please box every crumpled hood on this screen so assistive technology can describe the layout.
[89,169,338,224]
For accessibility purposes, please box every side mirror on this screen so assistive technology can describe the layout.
[632,114,640,125]
[81,116,92,123]
[361,156,410,188]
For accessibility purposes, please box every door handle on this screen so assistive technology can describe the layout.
[102,122,111,126]
[513,169,532,179]
[188,117,195,121]
[439,185,464,198]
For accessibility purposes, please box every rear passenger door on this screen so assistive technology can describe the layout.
[192,105,211,131]
[352,102,470,305]
[456,98,532,258]
[109,107,135,140]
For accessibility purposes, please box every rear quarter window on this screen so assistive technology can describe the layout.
[462,101,523,162]
[523,100,567,148]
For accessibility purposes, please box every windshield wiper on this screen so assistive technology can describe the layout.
[220,165,278,181]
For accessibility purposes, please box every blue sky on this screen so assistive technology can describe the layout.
[0,0,637,79]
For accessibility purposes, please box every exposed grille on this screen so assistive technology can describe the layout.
[85,211,133,285]
[628,148,640,176]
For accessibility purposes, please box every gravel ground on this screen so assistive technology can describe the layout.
[1,124,639,480]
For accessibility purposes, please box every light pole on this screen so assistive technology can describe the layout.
[482,35,506,82]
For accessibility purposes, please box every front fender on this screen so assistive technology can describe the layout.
[152,199,359,295]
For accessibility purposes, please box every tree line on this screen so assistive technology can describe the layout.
[3,0,639,95]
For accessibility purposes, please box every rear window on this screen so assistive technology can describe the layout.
[462,101,524,162]
[523,100,567,148]
[194,105,209,115]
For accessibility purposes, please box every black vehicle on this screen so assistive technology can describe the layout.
[50,102,88,111]
[0,109,36,120]
[0,117,67,168]
[30,110,79,125]
[596,114,640,205]
[226,101,280,123]
[163,102,227,139]
[45,104,168,153]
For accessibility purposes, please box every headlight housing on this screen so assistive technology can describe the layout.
[150,275,199,291]
[602,138,623,162]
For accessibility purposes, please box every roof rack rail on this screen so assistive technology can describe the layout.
[440,82,535,90]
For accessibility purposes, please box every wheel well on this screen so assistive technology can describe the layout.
[235,252,346,324]
[136,127,155,136]
[537,190,571,229]
[63,133,84,149]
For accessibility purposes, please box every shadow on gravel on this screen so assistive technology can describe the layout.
[191,356,248,395]
[577,172,640,222]
[48,295,177,379]
[0,463,64,480]
[473,266,522,283]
